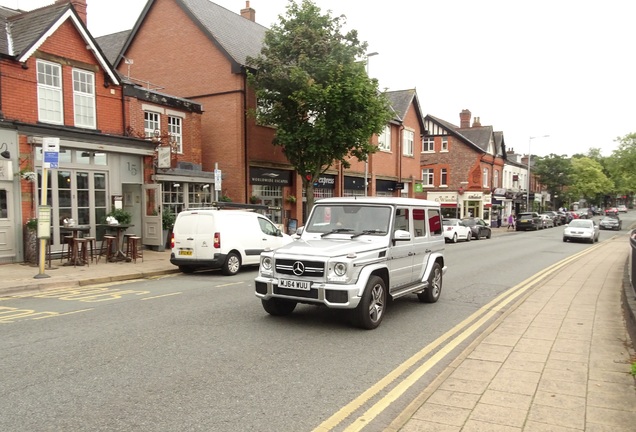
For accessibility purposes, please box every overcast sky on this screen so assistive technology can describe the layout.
[5,0,635,157]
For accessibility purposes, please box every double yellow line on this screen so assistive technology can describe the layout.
[313,244,600,432]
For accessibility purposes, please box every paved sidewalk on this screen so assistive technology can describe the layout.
[0,248,177,296]
[392,235,636,431]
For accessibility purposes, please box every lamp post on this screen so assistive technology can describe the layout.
[364,52,379,197]
[527,135,549,211]
[456,181,469,218]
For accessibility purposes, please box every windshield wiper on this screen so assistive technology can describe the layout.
[321,228,355,237]
[351,229,387,238]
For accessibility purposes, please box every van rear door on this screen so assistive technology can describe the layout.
[193,212,217,261]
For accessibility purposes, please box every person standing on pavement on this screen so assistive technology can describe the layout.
[507,213,515,230]
[497,212,502,228]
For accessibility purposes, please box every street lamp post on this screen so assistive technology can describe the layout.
[364,52,379,197]
[456,181,469,218]
[527,135,550,211]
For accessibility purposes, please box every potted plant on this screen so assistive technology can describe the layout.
[106,208,132,225]
[161,209,176,250]
[286,195,297,204]
[24,218,38,264]
[249,195,259,204]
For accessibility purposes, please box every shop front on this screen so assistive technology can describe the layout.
[249,166,292,227]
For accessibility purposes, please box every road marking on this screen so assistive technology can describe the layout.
[313,245,597,431]
[0,306,92,323]
[141,292,182,300]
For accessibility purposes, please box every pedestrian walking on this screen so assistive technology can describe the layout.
[507,213,515,230]
[497,212,502,228]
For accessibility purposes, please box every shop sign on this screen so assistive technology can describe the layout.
[250,167,292,186]
[427,192,458,204]
[466,193,482,200]
[315,174,335,189]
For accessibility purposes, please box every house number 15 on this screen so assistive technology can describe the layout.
[127,162,138,176]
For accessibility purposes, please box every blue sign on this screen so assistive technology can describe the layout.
[44,151,59,168]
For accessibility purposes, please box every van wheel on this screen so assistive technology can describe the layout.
[418,262,442,303]
[222,252,241,275]
[179,265,195,274]
[261,298,297,316]
[352,276,386,330]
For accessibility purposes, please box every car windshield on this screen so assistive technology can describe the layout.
[518,213,533,218]
[568,220,592,228]
[443,218,460,226]
[306,204,392,235]
[461,218,476,226]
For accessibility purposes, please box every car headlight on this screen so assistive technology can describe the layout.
[334,262,347,276]
[261,256,272,271]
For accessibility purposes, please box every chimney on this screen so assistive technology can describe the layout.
[55,0,87,25]
[241,1,256,22]
[459,109,471,128]
[472,116,481,127]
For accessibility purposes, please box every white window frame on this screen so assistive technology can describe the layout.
[37,60,63,124]
[440,168,448,186]
[403,129,414,156]
[144,111,160,138]
[441,137,448,152]
[493,170,499,188]
[72,68,96,129]
[482,168,489,188]
[422,168,434,186]
[378,125,391,152]
[168,116,183,153]
[422,137,434,153]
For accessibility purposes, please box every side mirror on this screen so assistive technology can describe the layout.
[296,227,304,236]
[393,229,412,243]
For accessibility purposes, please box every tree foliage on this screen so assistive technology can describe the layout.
[246,0,394,217]
[606,133,636,195]
[569,157,614,205]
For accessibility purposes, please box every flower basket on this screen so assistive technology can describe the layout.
[286,195,297,204]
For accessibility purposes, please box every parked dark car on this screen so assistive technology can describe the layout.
[461,217,492,240]
[541,211,560,226]
[516,212,542,231]
[599,215,622,230]
[576,208,593,219]
[556,211,568,225]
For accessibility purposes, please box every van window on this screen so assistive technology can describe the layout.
[258,217,278,236]
[412,208,426,237]
[428,209,442,235]
[394,208,409,232]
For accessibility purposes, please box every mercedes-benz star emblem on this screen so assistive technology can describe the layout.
[292,261,305,276]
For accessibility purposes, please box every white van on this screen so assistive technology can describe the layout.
[170,209,293,275]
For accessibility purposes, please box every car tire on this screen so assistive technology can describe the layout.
[563,237,568,242]
[222,251,241,276]
[466,233,471,242]
[352,275,386,330]
[452,233,457,243]
[418,262,442,304]
[486,230,491,239]
[261,298,297,316]
[179,265,195,274]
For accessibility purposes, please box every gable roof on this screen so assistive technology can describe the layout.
[110,0,267,72]
[385,89,425,131]
[95,30,131,65]
[0,2,119,85]
[426,114,506,160]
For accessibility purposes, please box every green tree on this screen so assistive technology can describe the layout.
[532,154,573,208]
[246,0,394,218]
[569,157,614,205]
[606,133,636,201]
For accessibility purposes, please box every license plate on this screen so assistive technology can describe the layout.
[279,279,311,290]
[521,219,529,223]
[179,250,193,256]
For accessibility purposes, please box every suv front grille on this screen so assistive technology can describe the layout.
[275,259,325,277]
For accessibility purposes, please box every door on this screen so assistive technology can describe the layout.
[387,207,414,290]
[142,184,162,248]
[0,186,15,262]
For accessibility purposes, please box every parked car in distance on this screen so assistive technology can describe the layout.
[461,217,492,239]
[618,204,628,213]
[576,208,593,219]
[516,212,542,231]
[563,219,600,243]
[542,211,561,226]
[556,211,568,225]
[442,218,472,243]
[599,215,622,231]
[539,213,555,228]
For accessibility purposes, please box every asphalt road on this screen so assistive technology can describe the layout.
[0,212,632,431]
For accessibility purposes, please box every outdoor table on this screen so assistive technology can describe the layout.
[60,225,91,266]
[99,224,134,262]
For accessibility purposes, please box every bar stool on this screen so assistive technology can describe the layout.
[60,235,74,263]
[72,238,88,267]
[83,236,97,264]
[123,233,136,255]
[97,235,116,263]
[126,236,144,263]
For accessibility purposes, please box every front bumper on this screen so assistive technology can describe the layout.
[255,276,365,309]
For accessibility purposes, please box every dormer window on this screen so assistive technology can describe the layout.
[37,60,63,124]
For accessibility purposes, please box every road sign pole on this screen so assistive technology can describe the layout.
[34,167,50,279]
